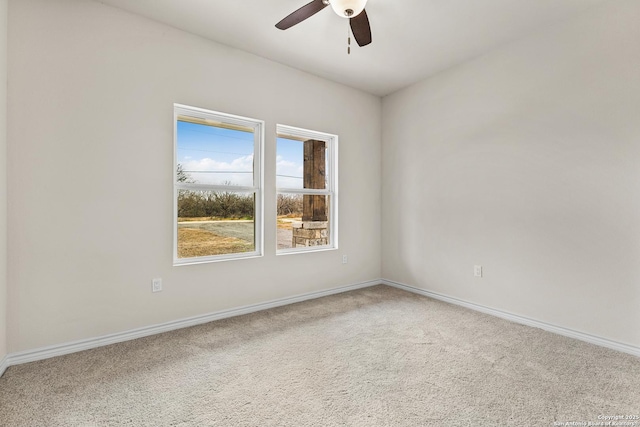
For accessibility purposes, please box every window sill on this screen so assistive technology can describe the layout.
[174,252,263,266]
[276,246,338,256]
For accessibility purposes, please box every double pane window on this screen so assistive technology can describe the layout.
[276,125,337,253]
[174,104,263,265]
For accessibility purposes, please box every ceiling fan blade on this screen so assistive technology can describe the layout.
[350,9,372,47]
[275,0,329,30]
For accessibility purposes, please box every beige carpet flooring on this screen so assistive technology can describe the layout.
[0,285,638,426]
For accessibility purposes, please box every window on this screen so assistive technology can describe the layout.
[276,124,338,253]
[174,104,263,265]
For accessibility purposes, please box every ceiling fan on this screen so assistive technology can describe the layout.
[275,0,372,47]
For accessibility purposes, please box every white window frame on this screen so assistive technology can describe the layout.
[276,124,338,255]
[173,103,264,265]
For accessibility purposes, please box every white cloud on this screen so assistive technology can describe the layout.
[276,158,303,189]
[181,155,254,186]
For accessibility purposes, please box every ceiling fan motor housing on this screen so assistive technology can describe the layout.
[329,0,367,18]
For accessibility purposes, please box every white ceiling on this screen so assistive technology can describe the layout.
[96,0,606,96]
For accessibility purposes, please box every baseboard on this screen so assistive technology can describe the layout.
[382,279,640,358]
[0,354,8,378]
[8,278,636,370]
[6,279,382,367]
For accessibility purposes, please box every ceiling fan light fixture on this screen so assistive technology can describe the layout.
[329,0,367,18]
[275,0,372,48]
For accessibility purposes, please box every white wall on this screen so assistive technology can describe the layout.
[7,0,381,352]
[8,0,637,357]
[382,0,640,348]
[0,0,7,362]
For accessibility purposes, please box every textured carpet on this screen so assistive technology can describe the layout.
[0,285,638,426]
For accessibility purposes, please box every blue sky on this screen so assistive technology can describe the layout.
[177,121,254,186]
[275,137,305,189]
[177,120,306,188]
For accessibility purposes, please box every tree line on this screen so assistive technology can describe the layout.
[177,165,303,219]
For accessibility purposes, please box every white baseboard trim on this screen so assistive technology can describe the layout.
[6,278,636,373]
[0,354,8,378]
[382,279,640,358]
[6,279,382,368]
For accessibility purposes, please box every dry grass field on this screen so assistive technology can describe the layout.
[276,216,301,230]
[177,217,302,256]
[177,228,253,258]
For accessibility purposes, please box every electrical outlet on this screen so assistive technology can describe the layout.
[342,255,348,264]
[474,265,483,278]
[152,278,162,292]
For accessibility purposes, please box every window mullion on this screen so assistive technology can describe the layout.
[176,183,257,193]
[276,188,331,195]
